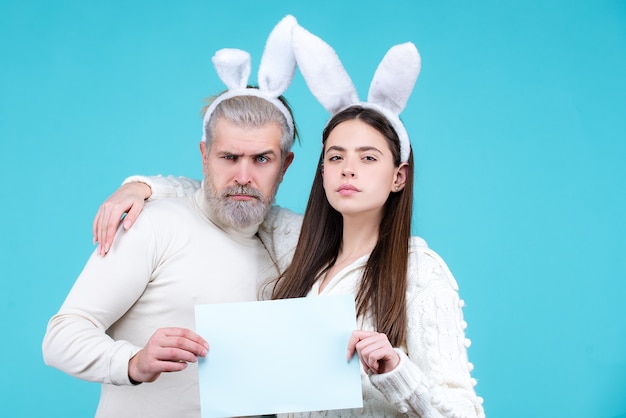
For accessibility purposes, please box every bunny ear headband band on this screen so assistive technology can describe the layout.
[202,15,298,143]
[292,24,421,163]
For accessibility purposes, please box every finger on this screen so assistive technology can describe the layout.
[356,336,398,374]
[96,204,113,255]
[167,337,209,359]
[103,208,122,254]
[92,207,101,245]
[153,345,202,364]
[346,330,376,360]
[98,202,126,255]
[351,333,382,362]
[346,332,360,360]
[123,200,145,230]
[360,346,385,373]
[155,360,189,373]
[96,205,111,256]
[160,327,209,346]
[357,334,389,360]
[93,203,113,255]
[129,347,188,383]
[143,343,197,367]
[139,334,205,370]
[159,328,209,356]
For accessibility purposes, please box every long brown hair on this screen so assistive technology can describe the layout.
[272,106,414,347]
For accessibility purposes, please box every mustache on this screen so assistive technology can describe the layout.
[221,185,263,200]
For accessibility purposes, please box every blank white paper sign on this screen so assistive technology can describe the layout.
[194,294,363,418]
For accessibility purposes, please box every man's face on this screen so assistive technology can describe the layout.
[200,118,294,229]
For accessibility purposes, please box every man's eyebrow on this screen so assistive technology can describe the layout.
[216,149,278,157]
[252,149,278,158]
[215,151,242,158]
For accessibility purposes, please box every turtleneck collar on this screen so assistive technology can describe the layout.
[191,181,263,241]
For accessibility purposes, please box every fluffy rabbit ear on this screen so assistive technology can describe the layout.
[202,16,298,144]
[212,48,251,91]
[258,15,298,97]
[368,42,421,115]
[292,25,359,114]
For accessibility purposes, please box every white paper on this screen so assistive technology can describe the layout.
[195,294,363,417]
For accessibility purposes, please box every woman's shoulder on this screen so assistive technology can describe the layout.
[409,235,428,249]
[408,236,459,292]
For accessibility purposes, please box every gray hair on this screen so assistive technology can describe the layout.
[203,95,296,160]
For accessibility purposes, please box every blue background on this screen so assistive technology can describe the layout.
[1,1,625,417]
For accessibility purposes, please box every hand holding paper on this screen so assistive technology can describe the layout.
[129,327,209,383]
[347,330,400,375]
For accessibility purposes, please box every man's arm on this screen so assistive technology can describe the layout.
[43,234,156,384]
[44,209,207,385]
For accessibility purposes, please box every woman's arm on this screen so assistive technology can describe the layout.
[123,175,201,200]
[93,175,201,255]
[368,246,486,417]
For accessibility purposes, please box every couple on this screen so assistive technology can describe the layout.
[44,15,485,418]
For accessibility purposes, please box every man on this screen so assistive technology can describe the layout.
[42,93,295,417]
[43,16,301,418]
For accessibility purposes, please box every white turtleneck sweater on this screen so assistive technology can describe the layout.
[42,184,279,418]
[120,175,486,418]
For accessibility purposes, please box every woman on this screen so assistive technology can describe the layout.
[93,104,485,417]
[272,105,484,417]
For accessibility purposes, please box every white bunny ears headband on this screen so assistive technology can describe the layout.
[292,25,421,163]
[201,15,297,143]
[202,15,420,163]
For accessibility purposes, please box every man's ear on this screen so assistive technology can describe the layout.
[199,141,208,161]
[392,163,409,192]
[199,141,210,178]
[280,152,295,180]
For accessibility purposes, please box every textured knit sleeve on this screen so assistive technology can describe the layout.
[369,244,485,417]
[42,210,160,386]
[123,175,201,199]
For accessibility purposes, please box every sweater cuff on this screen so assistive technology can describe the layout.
[108,340,143,386]
[370,349,424,405]
[122,175,200,200]
[122,175,159,198]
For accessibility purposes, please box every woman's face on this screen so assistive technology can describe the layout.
[322,119,406,220]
